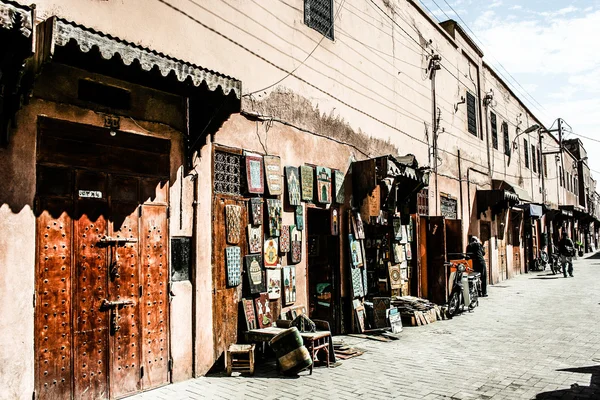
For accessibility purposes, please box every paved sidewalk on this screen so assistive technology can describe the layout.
[130,255,600,400]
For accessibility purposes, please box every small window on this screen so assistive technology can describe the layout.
[490,112,498,149]
[524,138,529,168]
[567,172,571,192]
[531,144,537,173]
[543,156,548,178]
[466,92,477,136]
[559,166,563,187]
[503,122,510,155]
[537,148,542,175]
[214,151,242,195]
[305,0,334,40]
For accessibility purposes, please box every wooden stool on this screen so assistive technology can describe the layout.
[226,344,256,376]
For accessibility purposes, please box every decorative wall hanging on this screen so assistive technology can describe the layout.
[373,297,391,329]
[389,308,403,333]
[316,166,332,204]
[283,266,296,305]
[254,293,272,328]
[393,217,402,240]
[245,155,264,194]
[245,254,265,294]
[263,155,282,195]
[393,243,405,264]
[264,238,279,268]
[225,205,242,245]
[266,268,281,300]
[295,205,304,230]
[225,246,241,287]
[242,298,258,330]
[214,151,241,195]
[290,225,302,264]
[351,267,364,298]
[407,220,414,242]
[247,225,262,254]
[331,207,339,236]
[300,165,314,202]
[353,299,366,333]
[267,199,282,237]
[279,225,290,253]
[333,169,345,204]
[405,244,413,261]
[400,226,408,244]
[388,262,402,289]
[285,166,301,206]
[250,197,263,226]
[349,234,363,268]
[351,212,366,240]
[362,264,368,295]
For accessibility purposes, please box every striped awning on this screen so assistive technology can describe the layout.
[36,17,242,98]
[0,0,32,37]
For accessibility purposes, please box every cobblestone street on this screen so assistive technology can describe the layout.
[131,255,600,400]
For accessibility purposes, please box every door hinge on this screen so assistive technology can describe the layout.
[139,285,143,297]
[140,366,144,379]
[33,291,36,308]
[168,358,173,372]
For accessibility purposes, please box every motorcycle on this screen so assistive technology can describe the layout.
[445,258,481,317]
[549,246,561,275]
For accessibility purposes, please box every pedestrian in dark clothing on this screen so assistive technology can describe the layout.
[466,236,488,296]
[558,233,575,278]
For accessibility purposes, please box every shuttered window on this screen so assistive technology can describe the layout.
[559,166,562,187]
[503,122,510,155]
[537,148,542,175]
[491,112,498,149]
[305,0,334,39]
[531,144,537,173]
[524,138,529,168]
[466,92,477,136]
[543,155,548,178]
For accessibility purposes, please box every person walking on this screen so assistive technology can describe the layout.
[558,232,575,278]
[466,236,488,297]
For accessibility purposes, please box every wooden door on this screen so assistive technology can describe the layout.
[426,217,447,305]
[212,196,247,362]
[480,222,492,284]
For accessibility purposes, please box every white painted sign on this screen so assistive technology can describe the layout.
[78,190,102,199]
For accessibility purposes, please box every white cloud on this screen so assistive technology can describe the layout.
[539,6,578,18]
[509,5,522,10]
[489,0,503,9]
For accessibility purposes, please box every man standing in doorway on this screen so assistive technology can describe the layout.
[466,236,488,297]
[558,232,575,278]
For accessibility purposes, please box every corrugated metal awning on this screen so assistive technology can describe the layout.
[35,17,242,98]
[0,0,32,37]
[492,179,532,202]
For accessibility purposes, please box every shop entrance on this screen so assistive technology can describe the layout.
[34,118,171,399]
[307,208,339,332]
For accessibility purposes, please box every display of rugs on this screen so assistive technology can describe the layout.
[351,267,364,298]
[331,207,339,236]
[245,254,265,294]
[349,234,363,268]
[263,155,282,195]
[282,266,296,305]
[254,293,272,328]
[225,205,242,245]
[388,262,402,289]
[279,225,290,253]
[247,225,262,254]
[266,199,282,237]
[300,165,314,202]
[242,298,258,330]
[266,268,281,300]
[333,169,345,204]
[245,155,264,194]
[250,197,263,225]
[295,205,304,231]
[290,225,302,264]
[225,246,241,287]
[316,166,332,204]
[264,238,279,268]
[285,166,301,206]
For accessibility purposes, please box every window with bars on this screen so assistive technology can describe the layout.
[466,92,477,136]
[503,122,510,155]
[305,0,334,40]
[524,138,529,168]
[567,172,571,192]
[491,112,498,149]
[531,144,537,173]
[417,188,429,216]
[214,151,242,195]
[543,155,548,178]
[537,148,542,175]
[559,166,563,187]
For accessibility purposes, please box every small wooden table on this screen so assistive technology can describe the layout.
[245,328,334,375]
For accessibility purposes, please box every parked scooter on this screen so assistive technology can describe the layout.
[445,256,482,317]
[549,246,561,275]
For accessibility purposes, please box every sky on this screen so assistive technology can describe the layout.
[418,0,600,183]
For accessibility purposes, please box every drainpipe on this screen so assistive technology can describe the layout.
[458,150,464,222]
[429,54,441,216]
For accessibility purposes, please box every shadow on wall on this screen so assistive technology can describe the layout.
[536,365,600,399]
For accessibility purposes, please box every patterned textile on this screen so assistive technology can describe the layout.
[286,166,301,206]
[279,225,291,253]
[225,246,241,287]
[300,165,314,201]
[245,254,265,294]
[388,263,402,289]
[264,238,279,268]
[250,197,263,225]
[351,267,364,298]
[290,225,302,264]
[295,205,304,231]
[245,155,264,194]
[247,225,262,254]
[264,155,282,195]
[316,166,332,204]
[267,199,282,237]
[225,205,242,244]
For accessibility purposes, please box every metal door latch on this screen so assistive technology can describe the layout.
[101,299,135,334]
[99,236,138,244]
